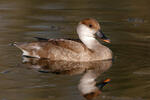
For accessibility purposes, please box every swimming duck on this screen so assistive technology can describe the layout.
[13,18,112,61]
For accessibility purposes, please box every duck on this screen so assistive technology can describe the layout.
[13,18,112,61]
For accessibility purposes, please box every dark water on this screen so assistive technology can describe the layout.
[0,0,150,100]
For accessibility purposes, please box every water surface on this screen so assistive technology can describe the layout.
[0,0,150,100]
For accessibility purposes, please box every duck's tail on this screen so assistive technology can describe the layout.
[9,42,16,46]
[9,42,24,48]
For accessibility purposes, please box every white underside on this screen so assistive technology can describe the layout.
[22,50,29,56]
[22,50,40,58]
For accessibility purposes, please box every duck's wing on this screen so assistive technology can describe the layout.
[34,37,81,42]
[34,37,49,42]
[14,39,89,60]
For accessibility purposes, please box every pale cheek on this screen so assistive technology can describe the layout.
[77,24,96,37]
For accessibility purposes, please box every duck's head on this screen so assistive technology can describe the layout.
[77,18,110,44]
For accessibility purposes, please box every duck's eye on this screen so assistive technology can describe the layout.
[89,24,92,27]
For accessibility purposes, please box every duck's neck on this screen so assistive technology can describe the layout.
[77,24,102,50]
[79,36,102,50]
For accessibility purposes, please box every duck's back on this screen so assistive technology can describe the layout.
[14,39,93,61]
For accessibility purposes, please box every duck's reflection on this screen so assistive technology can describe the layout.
[78,67,111,100]
[22,56,112,100]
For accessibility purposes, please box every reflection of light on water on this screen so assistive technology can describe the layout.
[37,3,65,10]
[133,71,150,75]
[129,32,150,40]
[0,68,13,74]
[125,18,150,40]
[127,18,145,24]
[127,18,147,27]
[101,95,144,100]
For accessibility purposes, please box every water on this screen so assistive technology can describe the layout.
[0,0,150,100]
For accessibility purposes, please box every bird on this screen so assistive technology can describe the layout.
[13,18,112,61]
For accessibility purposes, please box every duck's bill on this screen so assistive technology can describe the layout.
[96,30,111,43]
[102,39,111,43]
[103,78,111,83]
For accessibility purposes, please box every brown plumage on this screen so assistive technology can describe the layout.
[14,39,95,61]
[13,18,112,61]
